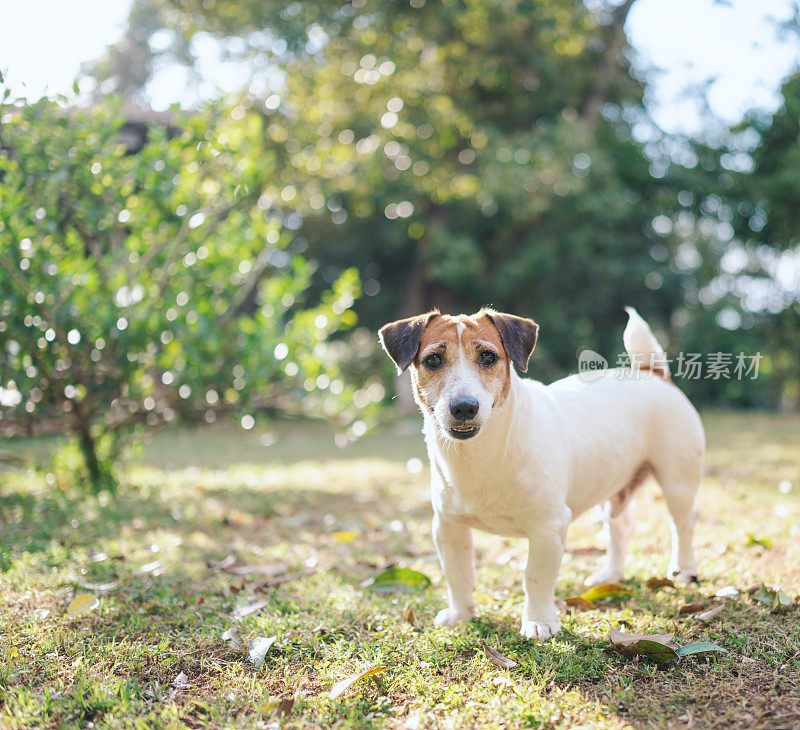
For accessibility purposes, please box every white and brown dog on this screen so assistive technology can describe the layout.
[379,307,704,640]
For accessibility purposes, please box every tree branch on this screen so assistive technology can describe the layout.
[579,0,638,128]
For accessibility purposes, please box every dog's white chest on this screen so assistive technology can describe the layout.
[457,510,528,538]
[432,470,533,538]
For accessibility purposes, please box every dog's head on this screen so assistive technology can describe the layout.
[379,309,538,441]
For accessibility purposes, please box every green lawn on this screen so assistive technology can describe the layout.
[1,412,799,729]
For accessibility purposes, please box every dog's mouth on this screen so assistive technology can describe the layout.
[448,424,480,440]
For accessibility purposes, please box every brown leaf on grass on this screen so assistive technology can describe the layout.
[481,641,517,669]
[696,604,725,622]
[610,629,676,647]
[563,596,596,611]
[403,605,418,627]
[678,602,707,616]
[646,577,675,590]
[274,698,294,718]
[609,629,679,662]
[329,666,390,699]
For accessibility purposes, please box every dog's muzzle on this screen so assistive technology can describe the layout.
[448,396,481,439]
[448,423,480,440]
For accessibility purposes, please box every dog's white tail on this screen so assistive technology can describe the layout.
[623,307,670,380]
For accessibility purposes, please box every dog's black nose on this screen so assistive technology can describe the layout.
[450,396,479,421]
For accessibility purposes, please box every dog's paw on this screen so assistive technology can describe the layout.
[520,617,561,641]
[668,568,699,586]
[434,607,474,628]
[584,565,623,587]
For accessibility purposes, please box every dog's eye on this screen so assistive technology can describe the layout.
[479,350,497,367]
[423,353,444,370]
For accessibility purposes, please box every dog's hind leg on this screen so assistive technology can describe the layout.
[585,500,635,587]
[585,463,649,587]
[653,462,702,585]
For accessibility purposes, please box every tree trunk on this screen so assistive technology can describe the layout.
[73,406,103,489]
[394,240,429,415]
[579,0,638,127]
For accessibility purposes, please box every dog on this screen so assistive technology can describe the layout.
[378,307,704,640]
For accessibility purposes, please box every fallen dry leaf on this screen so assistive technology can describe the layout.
[221,627,243,650]
[563,596,595,611]
[696,604,725,622]
[580,583,630,603]
[678,602,706,616]
[66,594,99,617]
[274,698,294,718]
[248,636,276,669]
[609,629,678,662]
[232,599,269,621]
[210,555,238,571]
[403,605,418,627]
[481,641,517,669]
[329,666,390,699]
[172,671,190,689]
[646,577,675,590]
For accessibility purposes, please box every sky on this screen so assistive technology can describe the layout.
[0,0,799,135]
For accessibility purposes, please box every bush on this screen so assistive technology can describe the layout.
[0,90,360,487]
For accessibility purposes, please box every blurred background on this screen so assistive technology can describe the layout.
[1,0,800,485]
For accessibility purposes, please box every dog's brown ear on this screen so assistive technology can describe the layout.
[482,309,539,373]
[379,310,440,373]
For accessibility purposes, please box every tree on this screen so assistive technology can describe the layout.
[678,72,800,408]
[89,1,710,378]
[0,89,360,486]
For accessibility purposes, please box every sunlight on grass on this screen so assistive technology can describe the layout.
[1,413,799,728]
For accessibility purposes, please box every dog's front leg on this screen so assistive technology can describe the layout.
[432,512,475,627]
[521,516,569,641]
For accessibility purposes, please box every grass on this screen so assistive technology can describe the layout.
[1,412,799,729]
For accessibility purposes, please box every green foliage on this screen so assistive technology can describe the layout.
[40,0,800,408]
[87,0,715,390]
[674,72,800,407]
[0,92,360,485]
